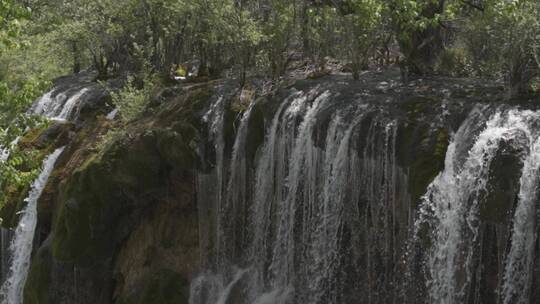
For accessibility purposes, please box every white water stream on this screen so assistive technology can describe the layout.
[0,147,64,304]
[418,109,540,304]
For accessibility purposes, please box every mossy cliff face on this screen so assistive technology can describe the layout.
[21,84,212,304]
[10,72,531,303]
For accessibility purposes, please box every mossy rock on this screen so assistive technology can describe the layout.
[408,127,449,206]
[245,97,267,164]
[116,269,188,304]
[51,119,197,265]
[51,135,166,264]
[396,101,450,206]
[19,122,73,150]
[23,239,53,304]
[479,137,525,224]
[155,127,197,170]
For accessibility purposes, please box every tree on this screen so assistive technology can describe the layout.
[489,0,540,97]
[0,0,52,204]
[386,0,447,76]
[462,0,540,97]
[341,0,383,79]
[0,0,31,52]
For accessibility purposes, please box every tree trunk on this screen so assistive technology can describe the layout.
[301,0,310,59]
[93,53,109,80]
[396,0,446,76]
[508,53,537,99]
[72,42,81,74]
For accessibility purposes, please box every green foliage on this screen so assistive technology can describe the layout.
[342,0,383,78]
[110,75,155,123]
[0,0,31,50]
[0,76,50,178]
[0,78,51,125]
[461,0,540,95]
[0,77,51,196]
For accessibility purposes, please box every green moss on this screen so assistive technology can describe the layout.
[51,126,194,265]
[408,128,449,205]
[23,242,53,304]
[52,165,103,264]
[155,127,197,170]
[138,270,188,304]
[397,97,450,206]
[19,125,49,148]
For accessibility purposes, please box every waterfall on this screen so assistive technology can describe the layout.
[31,88,89,121]
[193,89,406,304]
[417,109,540,304]
[220,100,255,263]
[55,89,89,120]
[197,96,227,269]
[501,134,540,304]
[193,87,540,304]
[0,147,65,304]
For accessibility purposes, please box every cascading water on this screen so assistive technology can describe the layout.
[0,147,65,304]
[196,95,227,274]
[31,88,89,121]
[502,136,540,304]
[193,83,540,304]
[415,109,540,304]
[192,89,407,304]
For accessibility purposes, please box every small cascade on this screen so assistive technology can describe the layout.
[106,108,119,120]
[31,88,89,121]
[55,88,89,120]
[0,147,65,304]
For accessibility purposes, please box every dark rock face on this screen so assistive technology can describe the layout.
[21,85,208,304]
[8,71,540,303]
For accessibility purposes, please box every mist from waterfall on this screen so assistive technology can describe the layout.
[0,147,65,304]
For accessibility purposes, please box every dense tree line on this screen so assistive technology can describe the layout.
[2,0,540,95]
[0,0,538,127]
